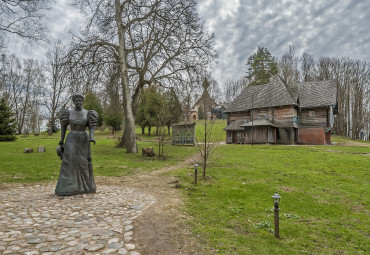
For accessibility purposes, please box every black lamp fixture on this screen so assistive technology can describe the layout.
[272,192,281,208]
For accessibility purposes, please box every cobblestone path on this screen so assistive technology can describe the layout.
[0,185,155,254]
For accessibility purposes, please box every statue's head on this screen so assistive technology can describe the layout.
[72,93,84,103]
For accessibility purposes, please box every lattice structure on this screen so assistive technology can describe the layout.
[171,123,196,145]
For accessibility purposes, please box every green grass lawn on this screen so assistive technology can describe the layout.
[173,144,370,255]
[118,119,227,142]
[1,129,369,254]
[332,135,370,144]
[0,130,195,183]
[194,119,227,142]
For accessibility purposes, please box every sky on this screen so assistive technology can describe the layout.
[7,0,370,87]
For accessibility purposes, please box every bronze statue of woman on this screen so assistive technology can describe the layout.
[55,93,98,196]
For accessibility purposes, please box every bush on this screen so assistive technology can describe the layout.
[0,97,17,141]
[47,122,60,133]
[0,135,17,142]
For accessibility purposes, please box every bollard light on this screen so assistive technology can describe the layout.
[272,192,281,238]
[194,164,198,185]
[272,192,281,208]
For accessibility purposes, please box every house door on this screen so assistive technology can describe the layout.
[232,132,237,143]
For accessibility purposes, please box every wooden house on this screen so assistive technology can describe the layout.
[224,76,337,145]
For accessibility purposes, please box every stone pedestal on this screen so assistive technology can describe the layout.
[24,148,33,153]
[37,146,46,152]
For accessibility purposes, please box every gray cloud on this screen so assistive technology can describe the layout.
[198,0,370,85]
[7,0,82,60]
[6,0,370,87]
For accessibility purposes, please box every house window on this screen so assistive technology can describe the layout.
[309,111,315,117]
[239,131,244,138]
[259,110,268,116]
[227,131,232,138]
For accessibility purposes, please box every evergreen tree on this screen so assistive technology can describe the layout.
[104,93,123,134]
[136,86,162,136]
[135,91,150,135]
[104,112,123,134]
[246,46,278,85]
[164,89,183,135]
[136,86,182,136]
[0,98,17,141]
[83,92,104,126]
[144,86,164,136]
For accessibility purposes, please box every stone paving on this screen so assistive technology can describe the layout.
[0,185,155,254]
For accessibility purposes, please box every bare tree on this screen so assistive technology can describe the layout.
[301,53,316,82]
[193,100,221,178]
[348,60,369,139]
[42,41,70,135]
[223,77,247,106]
[175,68,202,121]
[317,57,334,81]
[7,58,42,134]
[0,54,41,134]
[0,54,22,108]
[279,45,299,85]
[207,75,222,105]
[0,0,51,42]
[68,0,216,153]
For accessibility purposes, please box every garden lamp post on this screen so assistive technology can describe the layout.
[194,164,198,185]
[272,192,281,238]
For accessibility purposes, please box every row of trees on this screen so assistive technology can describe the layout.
[0,0,217,152]
[223,45,370,140]
[0,47,124,135]
[136,85,182,136]
[0,54,45,134]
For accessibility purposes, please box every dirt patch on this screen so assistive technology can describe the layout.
[96,155,205,255]
[332,141,370,147]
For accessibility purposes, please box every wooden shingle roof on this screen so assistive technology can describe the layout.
[225,76,337,112]
[298,80,337,108]
[225,76,297,113]
[223,119,247,131]
[240,119,277,127]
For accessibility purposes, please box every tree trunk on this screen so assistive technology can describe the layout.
[141,126,145,134]
[115,0,137,153]
[48,115,55,135]
[132,85,143,118]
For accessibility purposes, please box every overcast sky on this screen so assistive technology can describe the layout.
[8,0,370,86]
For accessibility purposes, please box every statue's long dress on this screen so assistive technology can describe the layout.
[55,109,98,196]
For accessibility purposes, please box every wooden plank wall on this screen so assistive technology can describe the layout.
[299,108,328,127]
[267,126,275,143]
[228,111,251,122]
[245,126,270,143]
[228,105,296,127]
[274,106,294,126]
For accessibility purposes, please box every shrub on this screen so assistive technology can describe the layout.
[0,135,17,141]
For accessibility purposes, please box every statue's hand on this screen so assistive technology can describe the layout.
[89,137,96,145]
[59,140,64,146]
